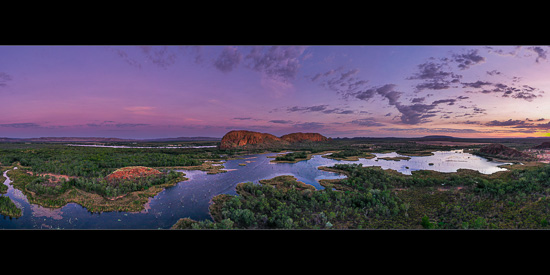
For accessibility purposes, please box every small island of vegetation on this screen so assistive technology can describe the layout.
[6,165,186,212]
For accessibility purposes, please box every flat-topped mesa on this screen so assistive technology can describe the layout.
[219,130,328,150]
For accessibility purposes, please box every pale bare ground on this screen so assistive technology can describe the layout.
[27,171,75,183]
[415,141,490,146]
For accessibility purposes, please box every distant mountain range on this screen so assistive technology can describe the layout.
[0,136,221,143]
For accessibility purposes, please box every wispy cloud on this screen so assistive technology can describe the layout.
[269,120,293,124]
[0,72,12,87]
[310,67,369,95]
[111,48,141,69]
[485,119,550,130]
[214,46,242,73]
[139,46,177,69]
[0,123,40,128]
[285,104,355,115]
[245,46,308,83]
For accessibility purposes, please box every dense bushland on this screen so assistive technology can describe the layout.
[175,163,550,229]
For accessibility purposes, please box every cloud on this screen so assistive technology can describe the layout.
[139,46,177,69]
[0,72,12,87]
[323,109,355,114]
[352,84,461,125]
[451,49,485,70]
[452,120,482,125]
[85,121,149,128]
[285,104,355,115]
[111,48,141,69]
[485,46,522,57]
[287,105,328,112]
[182,46,204,64]
[489,120,550,130]
[0,123,40,128]
[431,99,456,106]
[462,80,493,89]
[233,117,254,120]
[350,118,385,127]
[486,70,501,76]
[214,46,242,73]
[466,81,542,102]
[310,66,369,95]
[114,123,150,127]
[526,46,548,63]
[486,46,548,64]
[245,46,307,83]
[485,119,527,127]
[269,120,293,124]
[406,61,462,92]
[353,84,401,104]
[383,127,483,134]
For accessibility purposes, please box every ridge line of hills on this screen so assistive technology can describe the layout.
[0,134,549,143]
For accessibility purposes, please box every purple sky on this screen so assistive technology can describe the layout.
[1,45,549,139]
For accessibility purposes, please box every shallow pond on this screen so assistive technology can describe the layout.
[0,150,509,229]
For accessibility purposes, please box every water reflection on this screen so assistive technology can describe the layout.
[0,150,510,229]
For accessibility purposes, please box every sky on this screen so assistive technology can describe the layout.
[1,45,550,139]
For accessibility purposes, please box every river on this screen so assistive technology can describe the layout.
[0,150,509,229]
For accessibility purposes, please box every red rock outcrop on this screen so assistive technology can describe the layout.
[479,143,532,160]
[219,130,328,150]
[219,130,288,150]
[280,132,329,143]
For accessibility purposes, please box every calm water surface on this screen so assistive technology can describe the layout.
[0,150,509,229]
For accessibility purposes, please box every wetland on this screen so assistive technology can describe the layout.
[1,137,549,229]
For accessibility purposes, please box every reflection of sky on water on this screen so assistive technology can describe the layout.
[354,150,511,175]
[0,150,510,229]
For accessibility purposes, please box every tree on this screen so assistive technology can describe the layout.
[421,215,434,229]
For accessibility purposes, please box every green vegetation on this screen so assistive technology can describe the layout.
[324,149,376,160]
[176,161,550,229]
[6,166,186,212]
[0,196,21,218]
[274,151,308,162]
[2,136,550,227]
[377,156,411,161]
[0,172,6,194]
[0,143,218,177]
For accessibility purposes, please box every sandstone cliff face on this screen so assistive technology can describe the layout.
[219,130,288,150]
[280,132,329,143]
[219,130,328,150]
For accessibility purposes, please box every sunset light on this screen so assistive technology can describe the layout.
[1,45,549,139]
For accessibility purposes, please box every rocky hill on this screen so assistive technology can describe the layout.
[280,132,329,143]
[478,143,533,160]
[533,142,550,149]
[219,130,328,150]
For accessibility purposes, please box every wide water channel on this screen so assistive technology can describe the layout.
[0,150,509,229]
